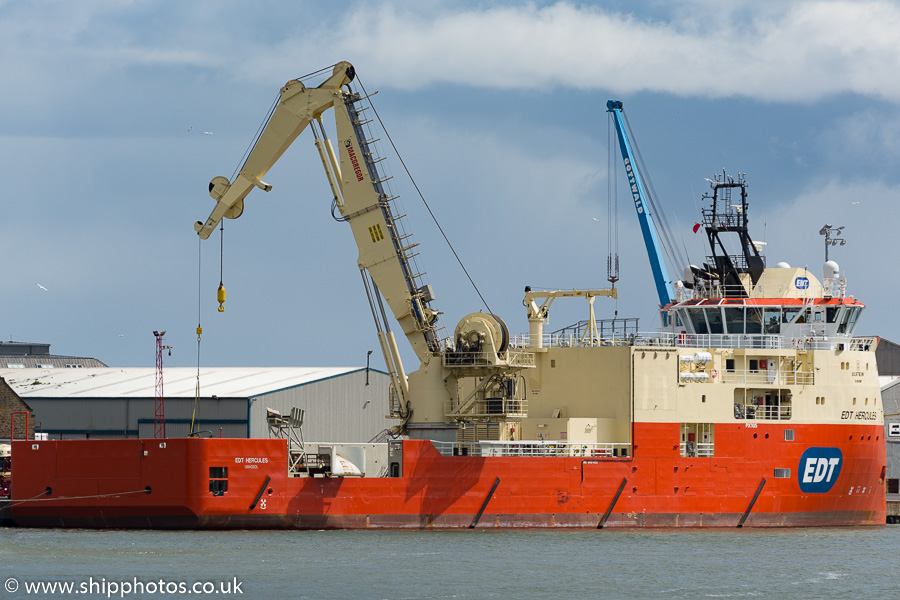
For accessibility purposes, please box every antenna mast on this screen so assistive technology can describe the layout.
[153,330,171,439]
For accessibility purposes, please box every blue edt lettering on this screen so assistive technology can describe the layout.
[798,447,842,493]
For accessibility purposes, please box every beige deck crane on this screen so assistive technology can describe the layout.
[195,62,533,439]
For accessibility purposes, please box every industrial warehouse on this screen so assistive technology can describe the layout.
[0,365,393,443]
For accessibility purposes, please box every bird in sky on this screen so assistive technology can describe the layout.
[202,131,213,135]
[187,126,193,132]
[593,217,600,222]
[35,283,48,292]
[850,201,860,205]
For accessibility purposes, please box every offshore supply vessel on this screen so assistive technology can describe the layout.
[9,62,885,528]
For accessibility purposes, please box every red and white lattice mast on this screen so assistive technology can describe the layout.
[153,330,172,439]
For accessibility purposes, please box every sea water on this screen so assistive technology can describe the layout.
[1,526,897,599]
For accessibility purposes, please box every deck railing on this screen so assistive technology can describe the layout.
[679,442,715,457]
[721,369,814,386]
[430,440,632,458]
[510,331,864,352]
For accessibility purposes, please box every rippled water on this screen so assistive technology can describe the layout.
[1,526,897,599]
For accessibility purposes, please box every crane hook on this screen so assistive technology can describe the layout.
[217,282,226,312]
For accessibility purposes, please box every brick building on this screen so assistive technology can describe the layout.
[0,377,34,440]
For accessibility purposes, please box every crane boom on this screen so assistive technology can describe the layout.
[196,62,534,436]
[195,64,356,239]
[606,100,673,306]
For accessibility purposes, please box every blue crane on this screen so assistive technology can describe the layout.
[606,100,674,306]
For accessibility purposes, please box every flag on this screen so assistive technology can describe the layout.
[692,223,701,233]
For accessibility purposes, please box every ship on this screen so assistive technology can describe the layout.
[8,62,886,528]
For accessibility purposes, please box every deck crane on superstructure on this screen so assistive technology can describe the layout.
[606,100,675,307]
[194,62,533,441]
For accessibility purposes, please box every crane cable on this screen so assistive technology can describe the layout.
[354,75,493,316]
[217,222,226,312]
[192,235,202,436]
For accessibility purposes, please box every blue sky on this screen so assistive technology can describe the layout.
[2,0,900,369]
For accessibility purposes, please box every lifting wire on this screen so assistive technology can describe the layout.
[607,115,620,324]
[217,222,226,312]
[621,111,688,277]
[354,75,494,316]
[192,236,202,436]
[607,114,619,286]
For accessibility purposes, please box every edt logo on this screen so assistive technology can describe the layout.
[795,277,810,290]
[798,447,842,493]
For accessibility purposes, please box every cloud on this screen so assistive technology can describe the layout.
[252,1,900,103]
[763,177,894,336]
[817,107,900,167]
[5,1,900,109]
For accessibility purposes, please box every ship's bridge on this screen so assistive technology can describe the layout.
[664,265,865,349]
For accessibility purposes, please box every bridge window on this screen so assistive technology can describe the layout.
[746,308,763,334]
[764,308,781,334]
[725,307,744,334]
[688,308,708,334]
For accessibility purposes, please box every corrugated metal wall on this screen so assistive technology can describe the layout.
[885,381,900,489]
[249,370,397,442]
[27,397,248,439]
[877,339,900,376]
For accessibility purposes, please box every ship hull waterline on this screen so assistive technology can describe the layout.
[9,422,886,530]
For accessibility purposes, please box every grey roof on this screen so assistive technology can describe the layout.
[1,356,107,369]
[0,367,375,399]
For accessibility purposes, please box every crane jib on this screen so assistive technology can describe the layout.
[607,100,673,306]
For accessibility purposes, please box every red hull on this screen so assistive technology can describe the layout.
[10,422,886,529]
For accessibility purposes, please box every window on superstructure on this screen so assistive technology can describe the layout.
[688,308,708,335]
[726,359,735,371]
[826,307,839,323]
[784,429,795,441]
[724,307,744,334]
[783,307,802,323]
[846,307,861,335]
[706,308,724,334]
[794,308,809,324]
[746,308,763,334]
[837,308,851,334]
[764,308,781,334]
[774,468,791,478]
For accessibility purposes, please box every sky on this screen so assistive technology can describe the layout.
[2,0,900,370]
